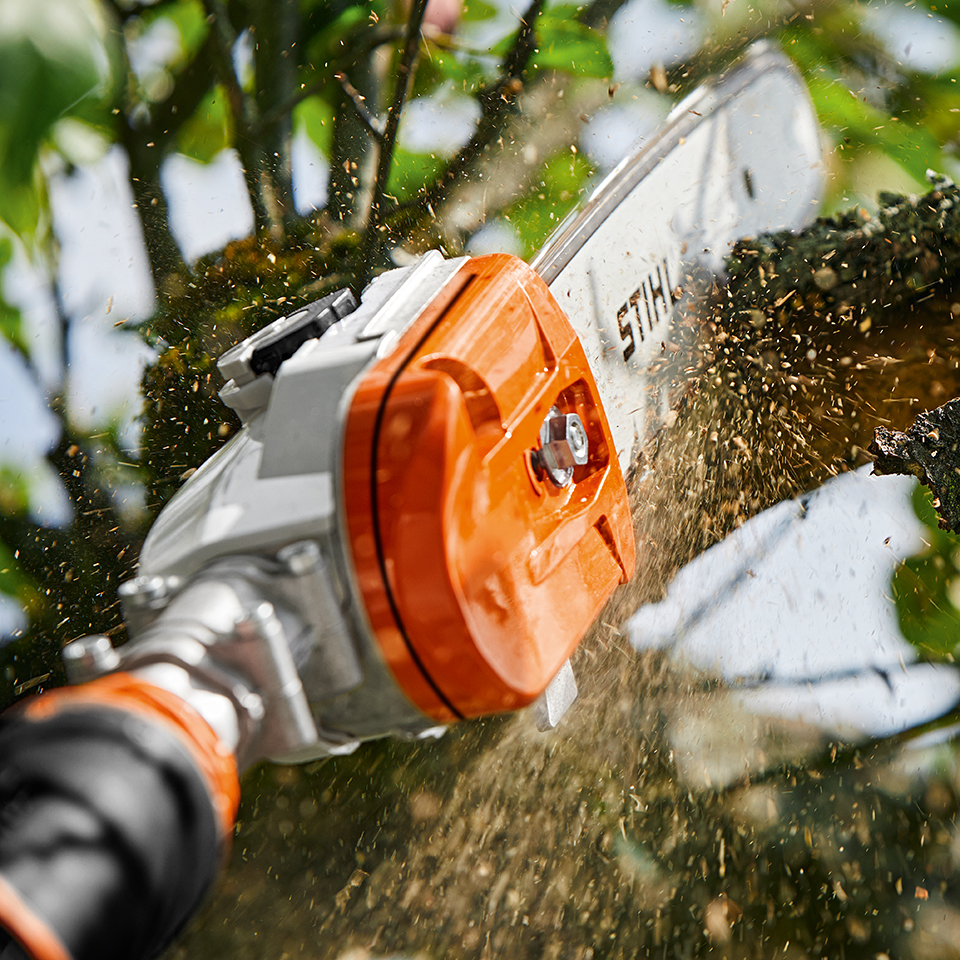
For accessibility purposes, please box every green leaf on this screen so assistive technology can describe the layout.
[0,0,117,236]
[295,96,335,159]
[385,148,445,202]
[893,485,960,660]
[305,3,380,70]
[491,5,612,78]
[0,541,33,612]
[530,12,612,77]
[805,74,942,185]
[0,468,30,523]
[461,0,498,23]
[417,45,491,95]
[176,85,232,163]
[897,72,960,144]
[501,149,595,259]
[0,180,43,242]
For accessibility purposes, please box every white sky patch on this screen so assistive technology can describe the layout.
[580,95,667,171]
[124,14,181,85]
[628,467,960,738]
[466,219,523,256]
[0,596,25,638]
[161,149,255,263]
[49,147,155,323]
[291,127,329,215]
[608,0,704,82]
[862,1,960,74]
[629,468,924,680]
[1,144,156,471]
[0,345,61,465]
[734,666,960,739]
[3,242,61,389]
[67,321,154,433]
[399,90,481,155]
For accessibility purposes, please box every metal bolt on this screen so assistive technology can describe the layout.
[535,407,590,487]
[62,635,121,684]
[118,575,179,610]
[277,540,323,576]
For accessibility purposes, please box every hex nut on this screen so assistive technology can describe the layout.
[537,409,589,487]
[62,635,120,684]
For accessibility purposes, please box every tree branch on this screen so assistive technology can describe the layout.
[256,25,404,133]
[356,0,430,284]
[114,27,230,283]
[334,71,386,140]
[382,0,545,235]
[201,0,284,238]
[578,0,631,30]
[253,0,299,224]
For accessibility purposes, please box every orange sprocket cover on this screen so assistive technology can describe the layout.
[342,254,635,721]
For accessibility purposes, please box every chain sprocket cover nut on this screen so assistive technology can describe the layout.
[535,407,589,487]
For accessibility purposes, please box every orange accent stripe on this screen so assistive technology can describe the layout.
[19,673,240,838]
[0,873,72,960]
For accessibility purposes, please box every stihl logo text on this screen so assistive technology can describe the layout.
[615,259,681,362]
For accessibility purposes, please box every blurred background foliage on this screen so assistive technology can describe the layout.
[894,484,960,662]
[1,0,960,701]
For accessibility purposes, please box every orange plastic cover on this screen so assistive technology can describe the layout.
[343,254,635,721]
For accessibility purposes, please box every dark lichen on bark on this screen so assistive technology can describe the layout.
[869,399,960,533]
[724,172,960,326]
[139,218,362,513]
[718,172,960,537]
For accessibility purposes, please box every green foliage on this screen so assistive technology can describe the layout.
[0,0,118,236]
[303,2,382,82]
[892,485,960,660]
[771,4,958,204]
[414,42,492,97]
[526,5,613,77]
[176,85,233,163]
[805,75,941,187]
[295,96,335,158]
[0,473,37,614]
[501,149,595,258]
[384,147,445,201]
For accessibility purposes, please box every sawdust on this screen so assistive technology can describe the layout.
[165,192,960,960]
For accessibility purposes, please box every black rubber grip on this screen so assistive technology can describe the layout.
[0,706,223,960]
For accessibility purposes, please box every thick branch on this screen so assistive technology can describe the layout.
[201,0,284,237]
[253,0,299,223]
[120,125,188,283]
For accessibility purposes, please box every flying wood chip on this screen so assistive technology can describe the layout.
[869,398,960,534]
